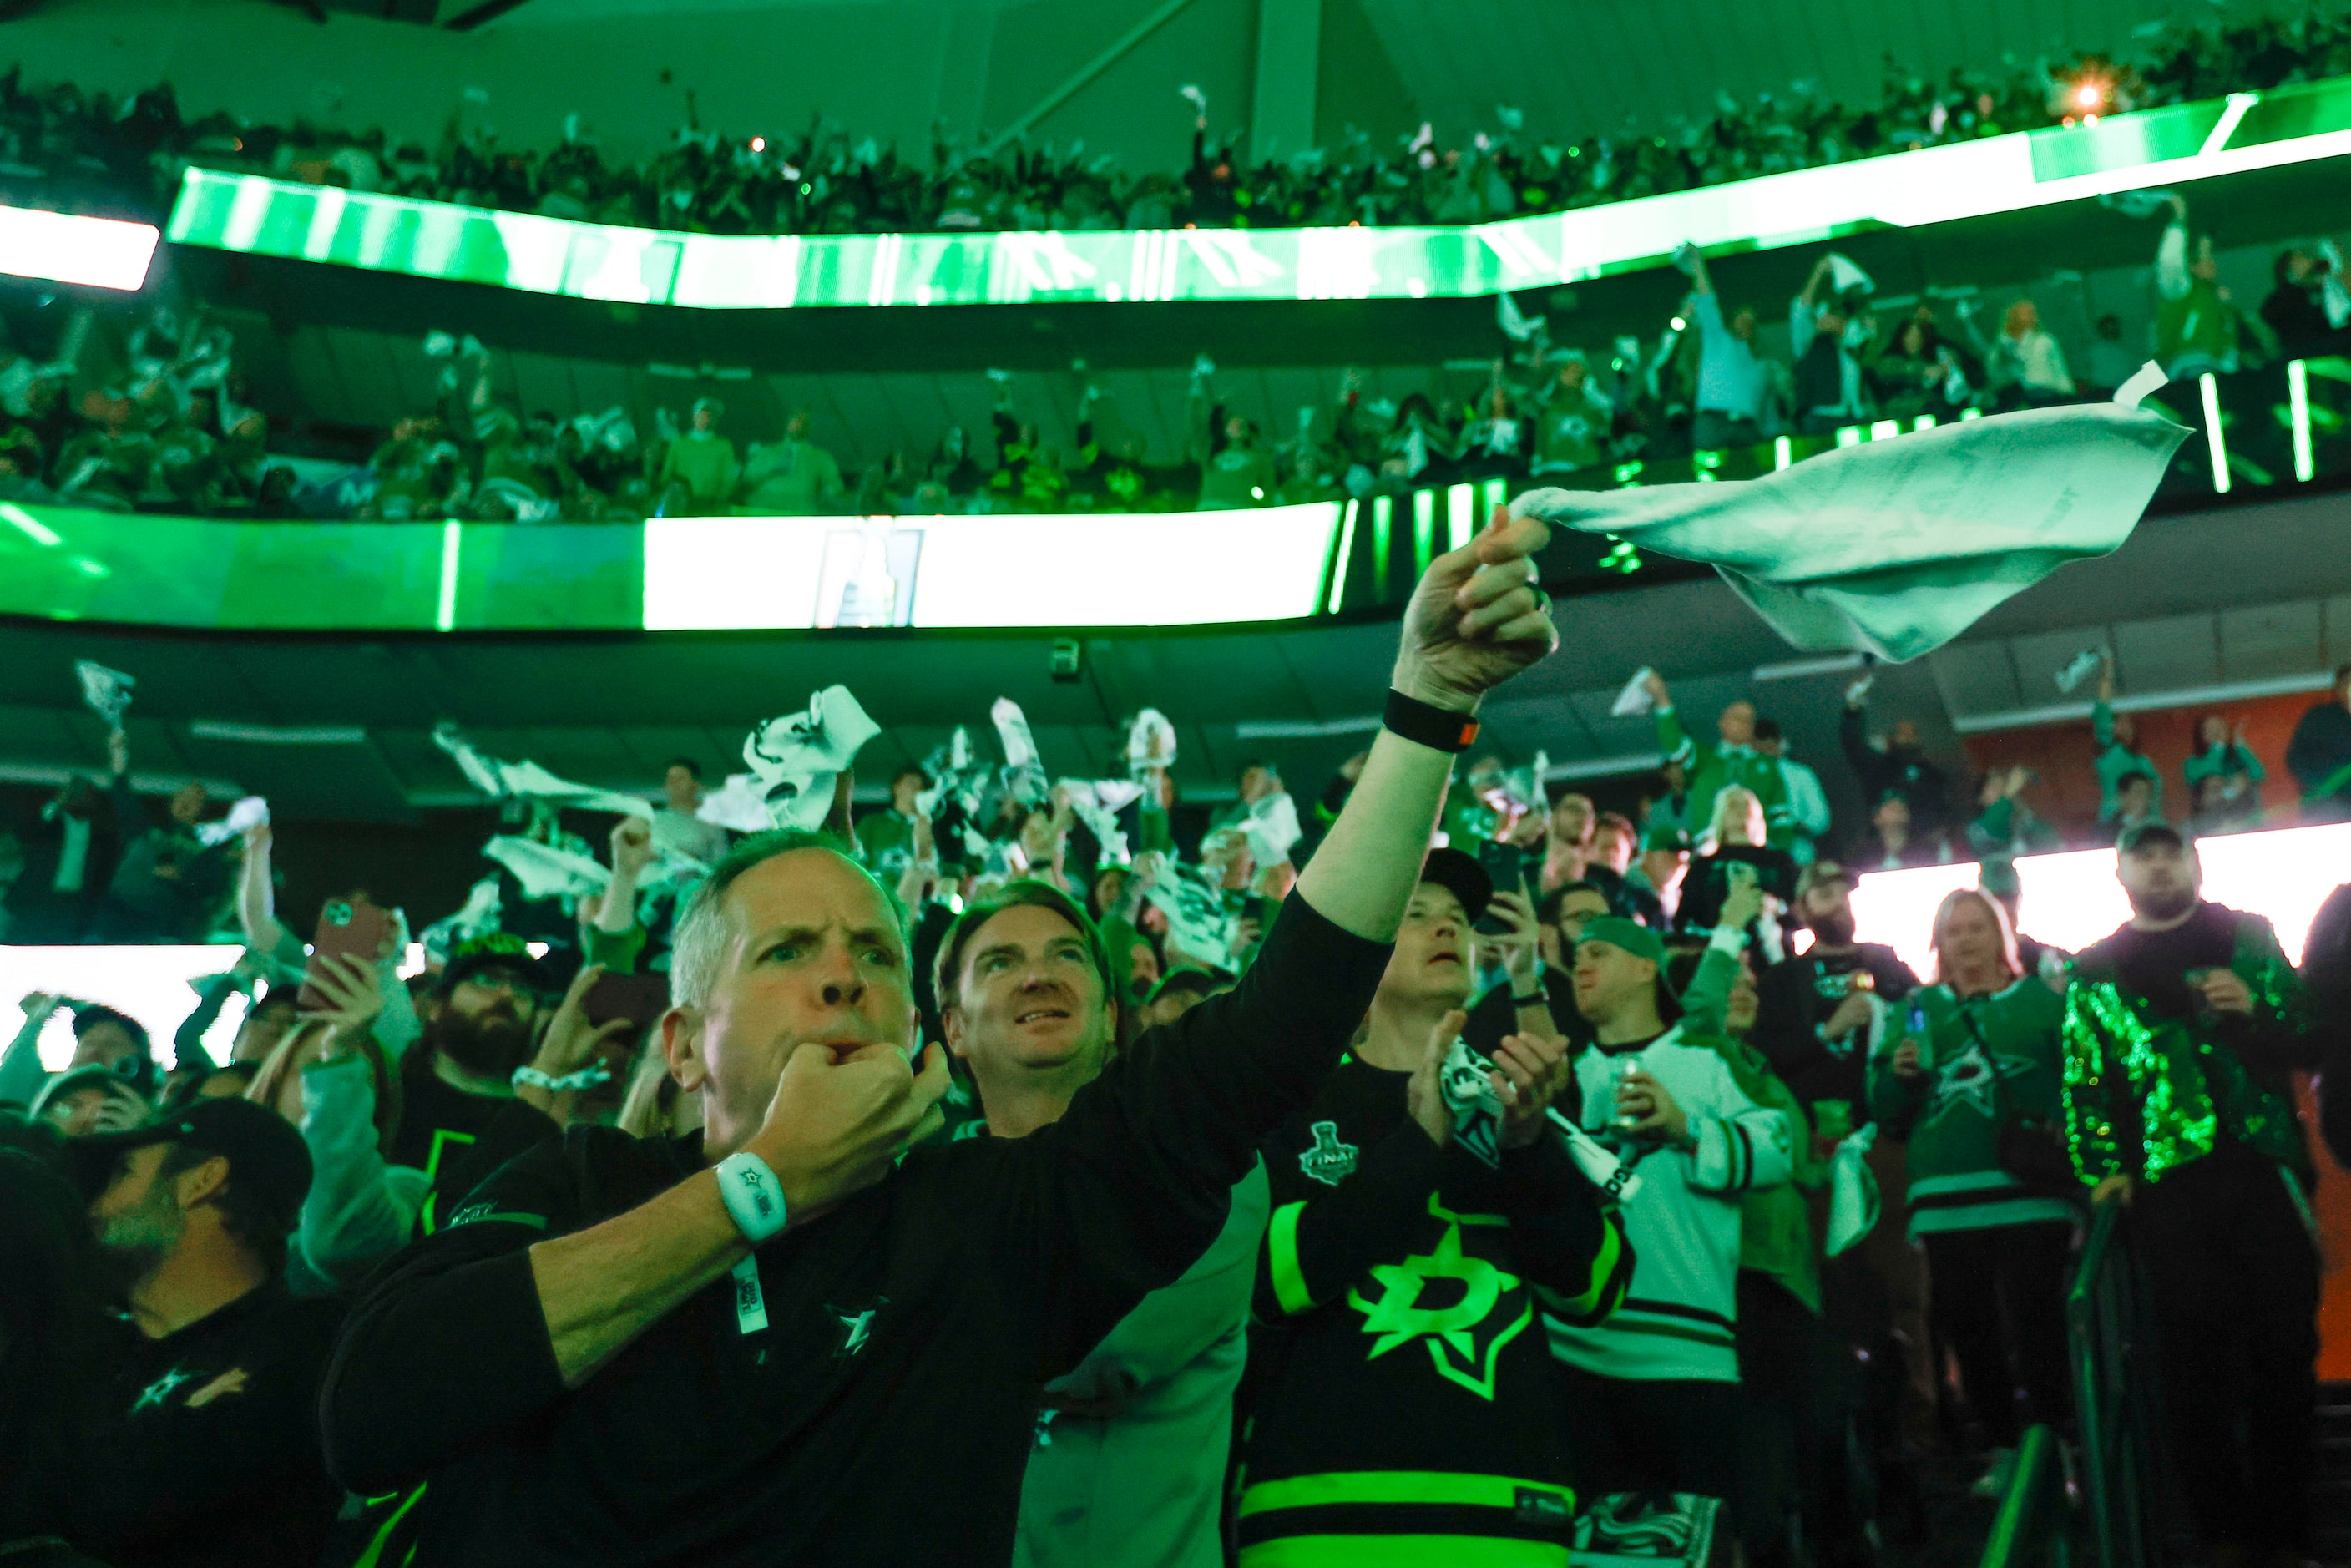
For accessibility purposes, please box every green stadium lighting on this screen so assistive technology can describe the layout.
[162,75,2351,309]
[0,204,157,291]
[2201,372,2232,494]
[2290,358,2315,483]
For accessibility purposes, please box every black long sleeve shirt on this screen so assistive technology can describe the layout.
[320,892,1391,1565]
[69,1283,344,1568]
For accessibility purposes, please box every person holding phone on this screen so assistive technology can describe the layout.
[1673,787,1796,939]
[1244,848,1618,1564]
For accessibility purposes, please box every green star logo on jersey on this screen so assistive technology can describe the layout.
[131,1366,200,1413]
[1346,1195,1530,1401]
[1925,1039,2037,1125]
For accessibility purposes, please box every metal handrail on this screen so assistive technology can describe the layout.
[1979,1192,2160,1568]
[2068,1195,2161,1568]
[1979,1424,2066,1568]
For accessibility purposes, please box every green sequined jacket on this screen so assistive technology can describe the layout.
[2061,908,2314,1187]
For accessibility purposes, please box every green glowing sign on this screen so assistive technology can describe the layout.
[163,78,2351,310]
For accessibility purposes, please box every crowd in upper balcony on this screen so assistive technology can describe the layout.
[6,6,2351,238]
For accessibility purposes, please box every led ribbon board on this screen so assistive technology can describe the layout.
[164,78,2351,309]
[0,500,1342,632]
[1850,821,2351,974]
[640,504,1342,630]
[0,203,158,291]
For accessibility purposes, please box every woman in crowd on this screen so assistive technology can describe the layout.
[1675,785,1797,938]
[1867,888,2075,1498]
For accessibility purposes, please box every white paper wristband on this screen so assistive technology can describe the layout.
[714,1151,790,1244]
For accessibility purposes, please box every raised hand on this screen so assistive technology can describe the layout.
[1393,506,1556,711]
[528,964,638,1087]
[304,953,388,1053]
[1717,875,1765,932]
[1485,890,1543,991]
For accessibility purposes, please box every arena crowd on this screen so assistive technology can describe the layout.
[1,506,2348,1568]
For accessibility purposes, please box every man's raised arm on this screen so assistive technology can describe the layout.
[1020,510,1560,1369]
[1297,506,1559,939]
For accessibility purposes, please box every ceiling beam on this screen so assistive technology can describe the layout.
[444,0,537,30]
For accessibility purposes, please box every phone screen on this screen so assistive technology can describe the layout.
[298,899,393,1011]
[1474,842,1528,934]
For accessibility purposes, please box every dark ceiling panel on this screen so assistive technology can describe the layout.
[2220,601,2324,681]
[174,731,420,825]
[2112,613,2217,696]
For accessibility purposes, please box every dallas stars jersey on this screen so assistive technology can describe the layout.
[1865,978,2077,1241]
[1243,1055,1631,1565]
[1551,1027,1792,1383]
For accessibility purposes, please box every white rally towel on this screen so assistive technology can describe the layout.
[1509,377,2189,661]
[417,876,503,961]
[1826,1124,1882,1257]
[696,775,776,834]
[1241,791,1303,869]
[2055,648,2104,694]
[1126,708,1178,774]
[1057,777,1145,866]
[1142,861,1244,972]
[917,727,997,832]
[741,685,880,832]
[76,660,135,727]
[1825,251,1875,297]
[992,698,1049,804]
[1611,668,1657,717]
[432,724,655,819]
[195,796,270,848]
[483,835,610,903]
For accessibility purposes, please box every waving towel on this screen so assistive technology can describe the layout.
[1509,369,2187,661]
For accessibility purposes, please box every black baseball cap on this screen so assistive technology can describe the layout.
[1418,847,1495,924]
[65,1097,313,1225]
[439,933,563,996]
[2118,820,2188,856]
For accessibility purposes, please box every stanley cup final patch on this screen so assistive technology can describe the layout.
[1298,1120,1358,1186]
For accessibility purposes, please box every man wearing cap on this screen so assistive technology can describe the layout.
[1,996,159,1113]
[320,512,1560,1565]
[62,1097,344,1568]
[1241,846,1627,1561]
[393,936,562,1232]
[2061,821,2320,1565]
[1552,915,1791,1555]
[1749,858,1919,1110]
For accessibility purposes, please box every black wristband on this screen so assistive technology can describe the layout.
[1383,688,1480,754]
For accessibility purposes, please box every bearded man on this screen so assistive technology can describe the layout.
[2061,822,2320,1566]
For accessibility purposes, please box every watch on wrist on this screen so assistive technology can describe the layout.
[1383,688,1480,754]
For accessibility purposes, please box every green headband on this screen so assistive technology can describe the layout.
[1576,915,1666,966]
